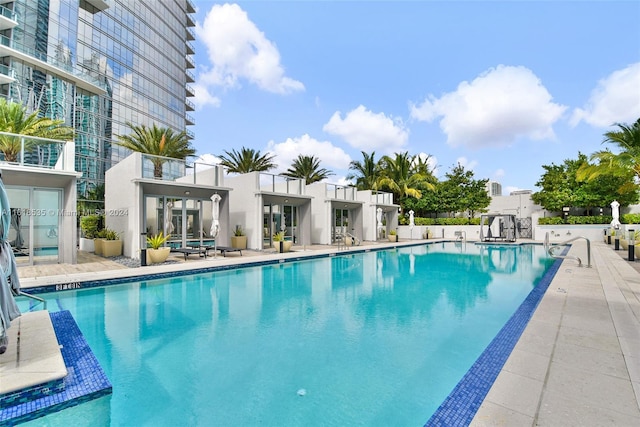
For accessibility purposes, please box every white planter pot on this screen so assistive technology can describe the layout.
[79,237,95,252]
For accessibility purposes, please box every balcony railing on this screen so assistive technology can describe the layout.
[0,5,16,21]
[0,63,15,82]
[326,183,357,201]
[185,55,195,69]
[141,153,223,186]
[0,131,73,171]
[0,35,105,91]
[371,190,394,205]
[259,173,304,195]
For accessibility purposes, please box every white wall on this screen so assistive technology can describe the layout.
[306,183,332,244]
[105,153,141,258]
[226,173,262,250]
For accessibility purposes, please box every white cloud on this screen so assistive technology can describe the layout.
[265,134,352,175]
[410,65,567,148]
[192,82,221,109]
[195,3,304,102]
[456,156,478,171]
[493,169,505,180]
[323,105,409,154]
[570,62,640,128]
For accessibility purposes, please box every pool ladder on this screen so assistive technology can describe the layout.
[16,290,47,310]
[544,232,591,268]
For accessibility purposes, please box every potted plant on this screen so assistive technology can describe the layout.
[620,230,640,250]
[231,225,247,249]
[79,214,100,252]
[94,228,106,256]
[273,231,292,253]
[388,229,398,242]
[101,228,123,257]
[147,232,171,264]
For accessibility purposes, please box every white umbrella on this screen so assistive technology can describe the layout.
[376,208,383,239]
[409,210,415,240]
[610,200,621,230]
[0,174,21,354]
[210,194,221,258]
[164,201,174,237]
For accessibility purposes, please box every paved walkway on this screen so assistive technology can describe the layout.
[13,240,640,426]
[472,240,640,426]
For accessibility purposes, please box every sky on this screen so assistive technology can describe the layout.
[189,0,640,195]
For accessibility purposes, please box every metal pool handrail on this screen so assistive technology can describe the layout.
[17,290,47,310]
[544,232,591,268]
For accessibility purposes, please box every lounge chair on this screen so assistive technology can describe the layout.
[172,247,208,260]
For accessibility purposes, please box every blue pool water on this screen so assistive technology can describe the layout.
[21,242,555,426]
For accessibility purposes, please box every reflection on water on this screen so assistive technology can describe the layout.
[23,243,555,427]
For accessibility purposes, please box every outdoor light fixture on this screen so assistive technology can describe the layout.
[629,229,635,262]
[140,232,148,267]
[185,190,190,195]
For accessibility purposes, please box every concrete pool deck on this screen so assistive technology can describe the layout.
[10,239,640,425]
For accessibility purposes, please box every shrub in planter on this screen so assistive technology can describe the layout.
[147,232,171,264]
[273,231,292,252]
[231,225,247,249]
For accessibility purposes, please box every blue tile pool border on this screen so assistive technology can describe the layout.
[425,249,564,426]
[0,311,112,425]
[16,241,561,425]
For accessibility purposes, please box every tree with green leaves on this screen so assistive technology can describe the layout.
[116,122,195,177]
[577,118,640,192]
[282,154,333,185]
[347,151,381,190]
[218,147,276,174]
[533,153,637,213]
[378,152,435,207]
[0,98,74,162]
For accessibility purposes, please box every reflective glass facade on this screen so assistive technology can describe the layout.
[0,0,194,199]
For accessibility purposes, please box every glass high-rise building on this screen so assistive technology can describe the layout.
[0,0,195,201]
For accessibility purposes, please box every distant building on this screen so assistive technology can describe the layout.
[486,181,503,197]
[0,0,195,198]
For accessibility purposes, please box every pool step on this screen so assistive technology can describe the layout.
[0,310,112,424]
[0,311,67,399]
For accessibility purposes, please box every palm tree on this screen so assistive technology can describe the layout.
[0,98,74,162]
[116,122,195,177]
[378,152,435,206]
[283,154,333,185]
[218,147,276,173]
[577,118,640,192]
[347,151,381,190]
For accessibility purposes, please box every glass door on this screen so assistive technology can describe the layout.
[33,189,61,264]
[332,208,349,243]
[6,188,30,265]
[5,187,61,265]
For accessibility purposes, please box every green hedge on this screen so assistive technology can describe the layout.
[400,217,482,226]
[622,213,640,224]
[538,215,612,225]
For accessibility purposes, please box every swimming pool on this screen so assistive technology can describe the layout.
[20,242,556,426]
